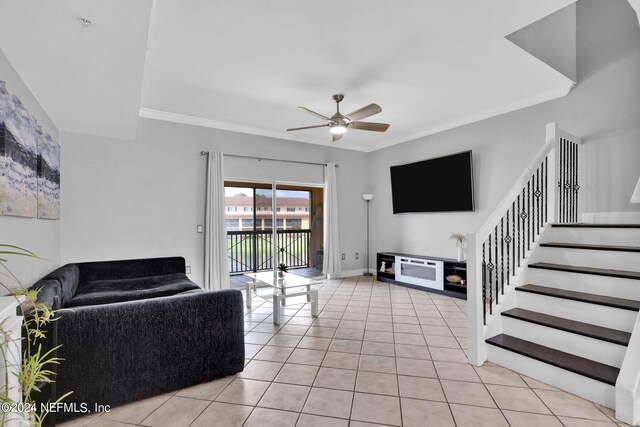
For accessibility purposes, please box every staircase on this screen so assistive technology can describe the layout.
[485,223,640,408]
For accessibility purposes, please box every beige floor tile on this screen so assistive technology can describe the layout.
[333,328,365,340]
[350,393,402,426]
[244,331,275,345]
[419,317,448,326]
[302,388,353,419]
[279,325,311,336]
[423,326,454,336]
[140,396,209,427]
[434,361,481,382]
[361,341,395,357]
[363,330,395,343]
[429,347,468,363]
[243,407,299,427]
[397,375,446,401]
[396,357,437,378]
[367,314,393,323]
[258,383,310,412]
[251,322,282,333]
[558,417,617,426]
[215,379,270,406]
[449,404,509,427]
[394,344,430,360]
[329,338,363,354]
[474,364,529,387]
[102,394,169,424]
[488,384,551,414]
[441,380,496,408]
[394,315,420,324]
[343,312,368,321]
[359,354,397,374]
[238,360,284,381]
[245,343,263,358]
[401,397,455,427]
[268,334,302,347]
[502,410,564,427]
[366,321,394,332]
[425,334,461,349]
[189,402,253,427]
[85,420,136,427]
[394,332,426,345]
[305,327,336,338]
[313,367,357,391]
[287,348,327,365]
[321,351,360,370]
[58,414,100,427]
[254,345,295,362]
[534,389,610,421]
[393,323,423,334]
[355,371,398,396]
[297,336,332,351]
[295,413,349,427]
[522,375,559,391]
[288,316,315,326]
[312,318,341,328]
[274,363,320,386]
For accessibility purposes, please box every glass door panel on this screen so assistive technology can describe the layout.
[275,188,311,271]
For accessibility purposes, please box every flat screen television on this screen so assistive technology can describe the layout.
[390,150,474,213]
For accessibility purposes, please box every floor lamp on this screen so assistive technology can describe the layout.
[362,194,374,276]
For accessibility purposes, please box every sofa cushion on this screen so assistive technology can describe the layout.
[65,273,200,307]
[43,264,80,305]
[78,257,185,282]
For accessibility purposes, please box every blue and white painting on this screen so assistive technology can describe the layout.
[0,80,59,219]
[37,125,60,219]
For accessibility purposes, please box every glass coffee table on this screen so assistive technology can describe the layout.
[245,271,320,325]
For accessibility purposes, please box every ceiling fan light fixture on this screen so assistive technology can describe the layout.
[330,124,347,134]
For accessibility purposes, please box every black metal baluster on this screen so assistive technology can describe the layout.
[517,194,521,267]
[511,201,516,273]
[536,166,541,235]
[500,217,504,295]
[488,234,493,315]
[482,242,487,324]
[574,141,580,223]
[544,157,548,224]
[494,226,499,305]
[505,209,511,290]
[527,180,531,251]
[559,138,564,223]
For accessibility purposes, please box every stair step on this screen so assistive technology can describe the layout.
[551,223,640,229]
[540,242,640,253]
[517,284,640,311]
[502,308,630,346]
[485,334,619,386]
[528,262,640,280]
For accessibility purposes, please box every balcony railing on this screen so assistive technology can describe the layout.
[227,229,311,274]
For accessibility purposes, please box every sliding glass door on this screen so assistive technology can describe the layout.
[224,182,322,275]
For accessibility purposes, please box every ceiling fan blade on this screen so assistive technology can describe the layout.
[298,106,332,122]
[332,133,343,143]
[345,103,382,122]
[286,124,329,131]
[349,121,390,132]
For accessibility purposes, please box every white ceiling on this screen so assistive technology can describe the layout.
[0,1,579,151]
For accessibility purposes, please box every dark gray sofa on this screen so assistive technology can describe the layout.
[29,257,244,422]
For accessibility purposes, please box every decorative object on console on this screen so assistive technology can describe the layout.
[449,232,466,261]
[379,261,386,272]
[0,81,60,219]
[362,193,374,276]
[278,262,288,278]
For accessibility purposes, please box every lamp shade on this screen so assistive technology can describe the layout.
[362,194,374,201]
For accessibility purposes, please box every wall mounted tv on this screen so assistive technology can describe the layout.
[390,150,474,214]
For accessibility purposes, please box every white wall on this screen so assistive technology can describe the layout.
[60,120,370,285]
[367,0,640,265]
[0,49,60,287]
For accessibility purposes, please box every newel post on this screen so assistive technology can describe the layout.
[466,232,487,366]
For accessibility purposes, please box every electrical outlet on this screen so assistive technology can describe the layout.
[355,253,359,259]
[341,253,346,260]
[196,225,203,233]
[186,266,191,274]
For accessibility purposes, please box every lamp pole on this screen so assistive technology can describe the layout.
[362,194,374,276]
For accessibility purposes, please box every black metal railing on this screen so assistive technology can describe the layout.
[558,137,580,223]
[481,157,549,324]
[227,229,311,274]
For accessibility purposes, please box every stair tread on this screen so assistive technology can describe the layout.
[486,334,619,386]
[502,308,630,346]
[540,242,640,252]
[551,223,640,228]
[517,284,640,311]
[529,262,640,280]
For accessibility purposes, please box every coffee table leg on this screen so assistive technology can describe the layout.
[281,286,287,306]
[245,283,252,309]
[306,284,311,302]
[311,290,318,317]
[272,294,281,325]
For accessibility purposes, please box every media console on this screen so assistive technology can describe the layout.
[376,252,467,300]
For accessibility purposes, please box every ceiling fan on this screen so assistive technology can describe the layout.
[287,94,390,142]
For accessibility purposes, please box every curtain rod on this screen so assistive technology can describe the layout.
[200,151,339,168]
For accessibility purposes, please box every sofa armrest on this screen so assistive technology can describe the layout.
[50,289,244,410]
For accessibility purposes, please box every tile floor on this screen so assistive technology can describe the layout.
[60,275,629,427]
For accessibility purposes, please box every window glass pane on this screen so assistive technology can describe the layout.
[225,219,239,230]
[287,218,302,229]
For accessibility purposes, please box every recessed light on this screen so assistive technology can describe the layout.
[78,17,93,27]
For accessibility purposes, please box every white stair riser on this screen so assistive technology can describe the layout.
[534,247,640,271]
[526,268,640,300]
[487,345,615,409]
[516,291,637,332]
[545,228,640,246]
[502,316,626,367]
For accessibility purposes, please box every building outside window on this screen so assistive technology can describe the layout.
[287,207,296,212]
[226,219,239,230]
[227,206,237,212]
[244,207,252,212]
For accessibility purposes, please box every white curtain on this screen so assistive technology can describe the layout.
[323,163,341,278]
[204,150,230,290]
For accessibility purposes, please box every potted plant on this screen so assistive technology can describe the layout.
[0,244,71,427]
[277,263,288,278]
[449,232,466,262]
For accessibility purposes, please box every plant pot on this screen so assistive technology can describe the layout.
[278,271,285,278]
